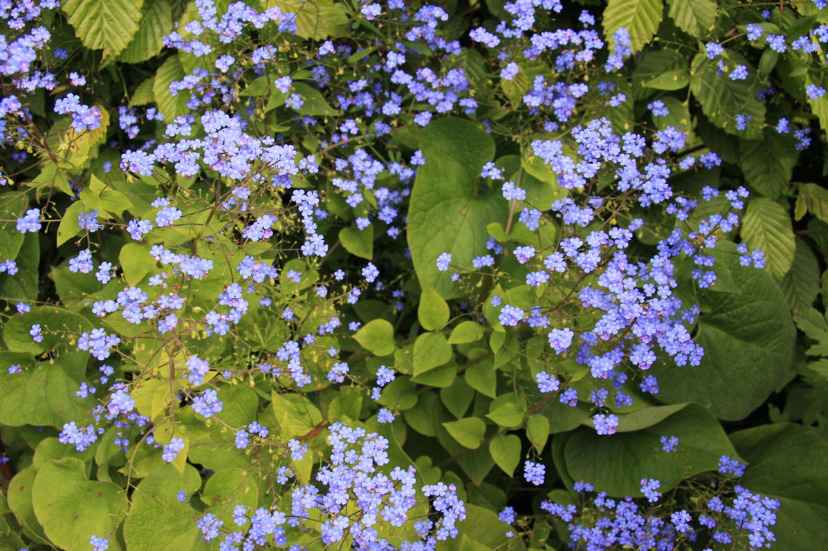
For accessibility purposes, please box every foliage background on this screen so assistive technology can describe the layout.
[1,0,828,550]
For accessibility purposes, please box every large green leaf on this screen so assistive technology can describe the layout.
[650,244,795,420]
[32,458,126,551]
[3,307,95,355]
[690,52,766,139]
[201,468,259,525]
[63,0,144,62]
[741,198,796,279]
[7,469,50,546]
[558,404,737,496]
[123,464,211,551]
[796,183,828,223]
[731,424,828,551]
[603,0,664,52]
[269,0,348,40]
[0,352,92,427]
[418,285,450,332]
[353,319,396,357]
[443,417,487,449]
[407,118,506,299]
[489,434,520,476]
[666,0,716,39]
[153,56,190,122]
[119,0,173,63]
[739,132,798,199]
[632,50,690,92]
[780,238,820,311]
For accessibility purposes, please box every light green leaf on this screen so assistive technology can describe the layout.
[489,434,521,476]
[201,468,259,525]
[7,469,50,545]
[0,352,92,427]
[123,464,211,551]
[339,225,373,260]
[603,0,664,52]
[153,56,189,122]
[119,0,173,63]
[465,356,496,398]
[742,198,796,279]
[413,332,452,375]
[63,0,144,61]
[353,319,395,357]
[268,0,348,40]
[418,285,450,331]
[526,415,549,453]
[443,417,487,449]
[486,402,524,428]
[120,242,153,286]
[407,118,506,299]
[739,132,798,199]
[56,202,85,247]
[666,0,716,39]
[32,458,126,551]
[448,321,485,344]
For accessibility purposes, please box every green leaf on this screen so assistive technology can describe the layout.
[130,76,155,107]
[440,378,475,418]
[120,242,154,286]
[0,352,92,427]
[407,118,506,299]
[780,238,820,311]
[742,198,796,279]
[270,391,321,439]
[119,0,173,63]
[123,464,211,551]
[63,0,144,61]
[413,332,452,375]
[269,0,348,40]
[339,225,373,260]
[418,285,450,331]
[612,403,689,432]
[7,469,49,545]
[666,0,716,39]
[293,82,340,117]
[201,468,259,525]
[489,434,521,476]
[526,415,549,453]
[4,307,94,355]
[353,319,395,357]
[443,417,487,449]
[486,402,524,428]
[56,202,85,247]
[465,355,496,398]
[448,321,485,344]
[559,404,738,496]
[32,458,126,551]
[739,132,798,199]
[632,50,690,91]
[690,52,766,139]
[153,56,190,122]
[650,244,795,420]
[452,504,526,551]
[797,183,828,223]
[731,424,828,551]
[603,0,664,53]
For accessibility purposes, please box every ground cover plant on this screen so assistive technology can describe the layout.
[1,0,828,549]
